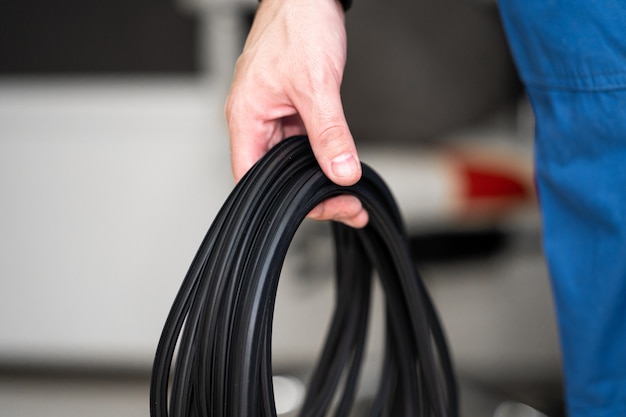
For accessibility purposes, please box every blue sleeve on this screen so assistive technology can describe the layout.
[498,2,626,417]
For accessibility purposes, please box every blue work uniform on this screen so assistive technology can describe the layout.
[498,2,626,416]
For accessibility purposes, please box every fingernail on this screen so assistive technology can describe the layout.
[331,153,359,178]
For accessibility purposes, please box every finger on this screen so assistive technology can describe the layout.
[299,87,362,187]
[307,195,369,229]
[225,85,285,182]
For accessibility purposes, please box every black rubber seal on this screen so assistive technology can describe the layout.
[150,135,458,417]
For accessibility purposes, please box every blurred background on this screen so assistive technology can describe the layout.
[0,0,563,415]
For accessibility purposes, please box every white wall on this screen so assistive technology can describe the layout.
[0,77,233,367]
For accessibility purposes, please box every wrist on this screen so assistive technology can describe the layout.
[258,0,351,11]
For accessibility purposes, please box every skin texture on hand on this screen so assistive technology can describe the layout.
[225,0,368,228]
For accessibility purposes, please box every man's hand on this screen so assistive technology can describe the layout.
[225,0,368,228]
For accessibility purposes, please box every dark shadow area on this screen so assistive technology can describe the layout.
[0,0,199,74]
[410,229,509,263]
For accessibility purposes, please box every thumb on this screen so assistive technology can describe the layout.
[302,94,362,187]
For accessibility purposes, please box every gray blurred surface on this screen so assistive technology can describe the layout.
[343,0,521,144]
[0,373,558,417]
[0,372,149,417]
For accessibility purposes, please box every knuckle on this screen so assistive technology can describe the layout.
[316,124,351,151]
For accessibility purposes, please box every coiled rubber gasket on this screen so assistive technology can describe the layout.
[150,135,458,417]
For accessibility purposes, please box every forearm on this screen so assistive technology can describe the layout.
[259,0,352,11]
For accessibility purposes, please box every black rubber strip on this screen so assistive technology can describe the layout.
[150,135,458,417]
